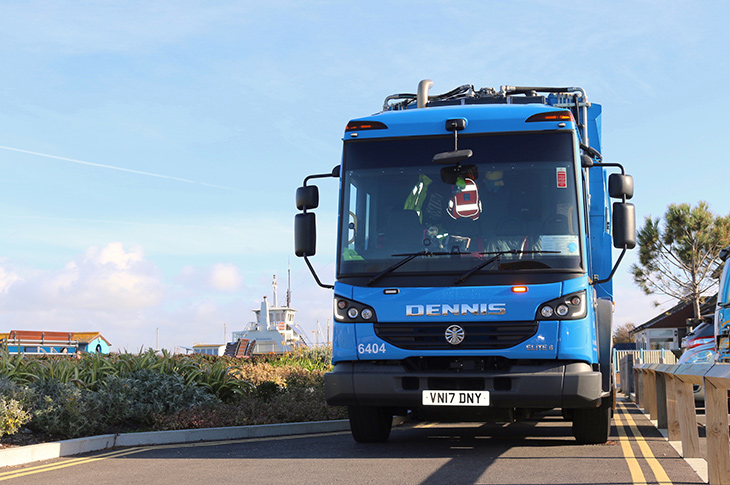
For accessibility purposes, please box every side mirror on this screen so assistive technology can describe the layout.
[612,202,636,249]
[293,166,339,290]
[296,185,319,210]
[294,213,317,257]
[608,173,634,199]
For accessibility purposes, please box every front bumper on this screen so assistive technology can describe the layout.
[325,360,603,410]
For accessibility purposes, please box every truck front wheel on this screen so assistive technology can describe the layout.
[348,406,392,443]
[571,397,612,444]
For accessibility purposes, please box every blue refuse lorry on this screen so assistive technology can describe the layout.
[295,81,636,443]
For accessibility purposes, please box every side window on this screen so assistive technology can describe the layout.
[721,264,730,307]
[346,182,357,248]
[343,178,372,259]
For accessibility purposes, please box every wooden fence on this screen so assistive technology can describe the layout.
[634,362,730,484]
[614,350,677,392]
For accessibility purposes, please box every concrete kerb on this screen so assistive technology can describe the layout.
[0,420,350,469]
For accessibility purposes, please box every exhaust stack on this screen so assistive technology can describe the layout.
[417,79,433,108]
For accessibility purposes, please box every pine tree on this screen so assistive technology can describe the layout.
[632,201,730,318]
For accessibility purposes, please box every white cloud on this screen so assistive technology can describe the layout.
[0,266,21,294]
[0,242,163,312]
[176,262,244,293]
[208,263,243,292]
[52,243,163,311]
[0,243,257,350]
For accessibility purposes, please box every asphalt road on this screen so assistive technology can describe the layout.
[0,400,705,485]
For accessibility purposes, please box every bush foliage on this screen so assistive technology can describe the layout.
[0,398,31,438]
[0,347,346,441]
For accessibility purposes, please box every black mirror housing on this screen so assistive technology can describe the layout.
[433,149,473,165]
[441,164,479,185]
[612,202,636,249]
[608,173,634,200]
[294,213,317,257]
[296,186,319,211]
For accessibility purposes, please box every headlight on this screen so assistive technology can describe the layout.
[540,305,554,318]
[334,297,377,323]
[535,290,587,320]
[686,350,714,364]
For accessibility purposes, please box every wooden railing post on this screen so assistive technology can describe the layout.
[654,364,672,429]
[674,377,701,458]
[645,365,659,421]
[703,365,730,485]
[635,365,644,407]
[674,363,712,459]
[664,372,681,442]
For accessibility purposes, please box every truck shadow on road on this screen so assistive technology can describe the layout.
[103,412,628,485]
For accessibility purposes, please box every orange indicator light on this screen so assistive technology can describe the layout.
[345,120,388,131]
[512,286,528,293]
[525,111,575,123]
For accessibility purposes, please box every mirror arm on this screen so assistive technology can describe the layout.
[304,166,340,187]
[590,161,625,175]
[593,247,627,285]
[304,255,334,290]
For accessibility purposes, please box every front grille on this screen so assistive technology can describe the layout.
[374,321,538,350]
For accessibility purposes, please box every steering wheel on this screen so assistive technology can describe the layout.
[347,211,358,244]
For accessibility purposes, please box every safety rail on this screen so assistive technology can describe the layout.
[614,349,677,370]
[1,338,79,355]
[634,362,730,484]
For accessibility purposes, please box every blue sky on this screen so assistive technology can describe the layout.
[0,1,728,351]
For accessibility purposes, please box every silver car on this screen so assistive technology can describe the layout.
[677,342,715,405]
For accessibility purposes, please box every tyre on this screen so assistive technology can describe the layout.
[571,397,612,444]
[348,406,393,443]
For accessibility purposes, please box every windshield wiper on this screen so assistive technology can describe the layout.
[454,250,560,285]
[368,250,467,286]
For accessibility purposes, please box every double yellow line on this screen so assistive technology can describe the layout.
[0,447,149,482]
[615,401,673,485]
[0,431,349,481]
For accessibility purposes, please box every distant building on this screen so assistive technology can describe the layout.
[0,330,111,355]
[192,343,226,356]
[73,332,112,354]
[629,295,716,350]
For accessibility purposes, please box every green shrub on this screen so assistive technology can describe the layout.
[95,369,219,426]
[24,371,220,438]
[0,348,343,440]
[28,379,102,438]
[0,377,36,408]
[0,398,31,437]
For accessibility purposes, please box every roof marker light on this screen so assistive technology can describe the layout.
[345,121,388,132]
[525,111,574,123]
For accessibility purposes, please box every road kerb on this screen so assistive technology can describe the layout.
[0,420,350,469]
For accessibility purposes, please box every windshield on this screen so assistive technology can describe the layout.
[338,132,582,281]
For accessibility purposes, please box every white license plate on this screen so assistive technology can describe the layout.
[422,390,490,406]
